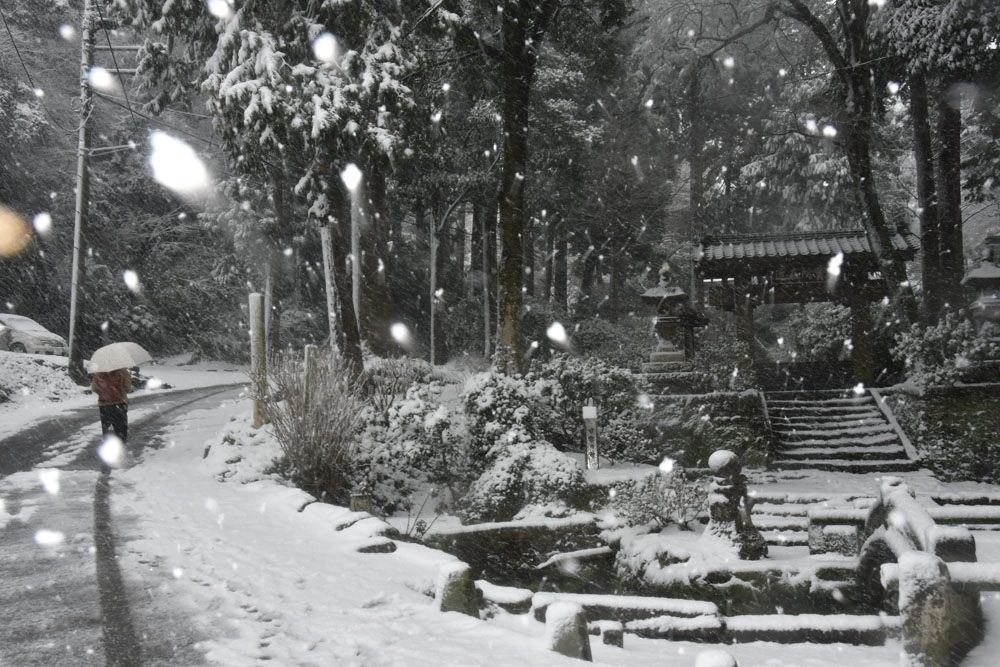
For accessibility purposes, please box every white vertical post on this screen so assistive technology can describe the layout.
[249,292,266,428]
[583,398,599,470]
[319,225,339,353]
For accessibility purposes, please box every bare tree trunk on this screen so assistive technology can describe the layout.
[936,81,965,312]
[910,70,942,324]
[688,61,706,241]
[554,218,568,313]
[608,251,621,324]
[362,157,394,355]
[523,214,535,298]
[331,196,363,379]
[496,32,531,373]
[544,217,554,302]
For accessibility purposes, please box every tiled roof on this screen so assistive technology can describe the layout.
[695,229,919,263]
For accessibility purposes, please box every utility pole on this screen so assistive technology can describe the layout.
[67,0,94,385]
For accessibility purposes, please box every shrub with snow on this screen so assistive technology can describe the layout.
[648,392,769,469]
[532,354,655,463]
[459,431,588,524]
[609,467,707,530]
[259,350,362,504]
[463,370,560,474]
[355,380,470,514]
[893,311,1000,389]
[692,318,758,392]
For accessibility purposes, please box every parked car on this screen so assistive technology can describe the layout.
[0,314,68,356]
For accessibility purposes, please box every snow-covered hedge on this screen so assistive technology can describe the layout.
[648,392,769,469]
[892,312,1000,389]
[459,435,588,524]
[355,380,469,514]
[885,384,1000,483]
[531,354,654,463]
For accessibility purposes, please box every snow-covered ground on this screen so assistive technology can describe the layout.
[0,351,247,440]
[2,350,1000,666]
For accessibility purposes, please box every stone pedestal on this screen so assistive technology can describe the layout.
[640,263,708,393]
[704,450,767,561]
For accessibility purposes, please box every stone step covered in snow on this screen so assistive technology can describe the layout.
[772,423,896,440]
[764,390,917,473]
[751,515,809,532]
[758,530,810,546]
[932,491,1000,506]
[530,592,718,624]
[778,443,908,462]
[724,613,900,645]
[770,458,920,473]
[770,413,885,426]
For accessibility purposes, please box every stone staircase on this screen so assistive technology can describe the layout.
[748,491,1000,550]
[764,390,919,473]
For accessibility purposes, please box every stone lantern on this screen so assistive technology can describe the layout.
[961,233,1000,336]
[640,263,708,392]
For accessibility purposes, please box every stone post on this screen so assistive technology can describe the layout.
[434,562,479,618]
[898,551,983,667]
[705,450,767,560]
[545,602,592,661]
[249,292,266,429]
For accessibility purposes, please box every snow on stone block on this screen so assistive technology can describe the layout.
[434,561,479,618]
[544,602,592,662]
[945,563,1000,592]
[726,613,893,645]
[531,591,718,623]
[475,580,532,615]
[587,620,624,647]
[707,449,739,475]
[927,525,976,563]
[624,614,723,642]
[694,648,739,667]
[808,522,860,556]
[897,551,984,666]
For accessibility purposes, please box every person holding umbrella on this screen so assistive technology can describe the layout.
[88,341,152,467]
[91,367,132,445]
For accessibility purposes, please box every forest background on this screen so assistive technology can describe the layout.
[1,0,999,377]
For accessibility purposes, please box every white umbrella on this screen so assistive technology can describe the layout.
[87,342,152,373]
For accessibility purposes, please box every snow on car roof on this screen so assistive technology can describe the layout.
[0,314,52,333]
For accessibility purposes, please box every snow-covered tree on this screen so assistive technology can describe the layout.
[117,0,436,372]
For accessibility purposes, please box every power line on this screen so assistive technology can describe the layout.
[0,6,80,134]
[93,0,139,131]
[94,90,220,148]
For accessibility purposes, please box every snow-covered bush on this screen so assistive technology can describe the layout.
[463,370,560,474]
[609,467,707,530]
[886,386,1000,483]
[532,354,655,463]
[893,312,1000,388]
[260,350,363,504]
[459,433,588,524]
[360,356,434,417]
[648,392,769,469]
[354,380,470,514]
[692,321,757,392]
[570,316,652,373]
